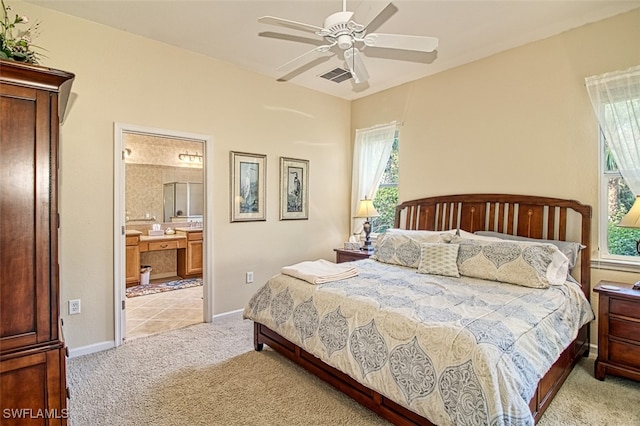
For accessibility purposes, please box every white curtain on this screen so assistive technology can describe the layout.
[350,121,397,236]
[586,65,640,194]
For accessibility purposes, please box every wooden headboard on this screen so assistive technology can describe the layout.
[395,193,592,298]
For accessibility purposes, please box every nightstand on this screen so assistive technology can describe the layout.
[334,248,373,263]
[594,280,640,382]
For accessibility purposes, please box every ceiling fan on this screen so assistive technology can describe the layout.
[258,1,438,84]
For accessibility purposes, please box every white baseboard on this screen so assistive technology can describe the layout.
[67,310,243,358]
[211,308,243,324]
[68,340,115,359]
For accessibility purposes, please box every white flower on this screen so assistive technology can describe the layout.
[0,1,41,64]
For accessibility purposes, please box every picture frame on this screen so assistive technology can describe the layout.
[279,157,309,220]
[230,151,266,222]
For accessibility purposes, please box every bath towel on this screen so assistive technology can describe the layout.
[281,259,358,285]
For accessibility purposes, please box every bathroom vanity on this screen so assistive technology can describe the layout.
[176,227,203,278]
[125,228,202,286]
[125,230,142,286]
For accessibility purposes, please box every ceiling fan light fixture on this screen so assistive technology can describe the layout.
[337,34,352,49]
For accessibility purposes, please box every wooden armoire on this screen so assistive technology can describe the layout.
[0,60,74,425]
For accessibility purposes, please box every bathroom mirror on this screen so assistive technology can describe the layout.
[163,182,203,222]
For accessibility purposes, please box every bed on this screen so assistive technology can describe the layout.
[244,193,594,425]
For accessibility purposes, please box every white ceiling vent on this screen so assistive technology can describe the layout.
[319,68,352,83]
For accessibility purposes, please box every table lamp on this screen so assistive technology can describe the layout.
[354,196,380,252]
[617,195,640,289]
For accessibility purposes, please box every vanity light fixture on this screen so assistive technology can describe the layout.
[178,151,203,163]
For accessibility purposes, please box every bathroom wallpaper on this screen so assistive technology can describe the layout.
[124,133,204,168]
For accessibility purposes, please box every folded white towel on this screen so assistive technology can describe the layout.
[281,259,358,285]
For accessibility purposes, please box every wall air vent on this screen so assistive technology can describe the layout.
[319,67,352,83]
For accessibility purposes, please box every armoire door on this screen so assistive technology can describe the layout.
[0,83,57,352]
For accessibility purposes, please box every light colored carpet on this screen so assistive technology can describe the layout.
[67,315,640,425]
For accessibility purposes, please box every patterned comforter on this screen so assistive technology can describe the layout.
[243,259,594,426]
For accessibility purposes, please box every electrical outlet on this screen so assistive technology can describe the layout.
[69,299,81,315]
[246,272,254,284]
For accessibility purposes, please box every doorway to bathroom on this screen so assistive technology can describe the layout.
[113,123,213,345]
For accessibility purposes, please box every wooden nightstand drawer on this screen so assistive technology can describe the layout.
[609,340,640,368]
[334,248,372,263]
[609,317,640,341]
[610,299,640,319]
[594,281,640,382]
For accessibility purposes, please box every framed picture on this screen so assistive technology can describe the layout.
[230,151,266,222]
[279,157,309,220]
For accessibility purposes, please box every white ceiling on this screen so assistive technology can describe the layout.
[30,0,640,100]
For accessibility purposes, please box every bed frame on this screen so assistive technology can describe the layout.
[254,193,592,425]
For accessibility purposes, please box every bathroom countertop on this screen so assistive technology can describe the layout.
[126,230,143,236]
[174,227,203,233]
[139,234,187,242]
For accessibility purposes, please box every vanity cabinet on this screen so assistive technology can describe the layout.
[125,233,141,287]
[0,60,74,424]
[177,229,203,278]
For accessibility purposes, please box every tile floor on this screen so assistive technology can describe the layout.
[125,285,203,341]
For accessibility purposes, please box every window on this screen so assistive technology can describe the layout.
[350,122,397,237]
[371,135,398,233]
[586,66,640,262]
[601,137,640,258]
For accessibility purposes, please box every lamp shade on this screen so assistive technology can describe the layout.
[618,196,640,228]
[354,197,380,219]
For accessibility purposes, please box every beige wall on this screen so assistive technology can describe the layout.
[20,2,640,351]
[352,9,640,345]
[20,3,352,349]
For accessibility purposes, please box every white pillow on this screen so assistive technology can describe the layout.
[457,229,505,241]
[417,243,460,277]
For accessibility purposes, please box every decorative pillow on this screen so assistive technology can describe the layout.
[473,231,585,272]
[417,243,460,277]
[373,231,454,268]
[452,237,570,288]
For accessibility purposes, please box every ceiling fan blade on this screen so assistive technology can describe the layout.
[258,16,324,34]
[363,33,439,52]
[277,43,335,71]
[357,2,398,33]
[259,31,325,47]
[277,56,333,82]
[344,48,369,84]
